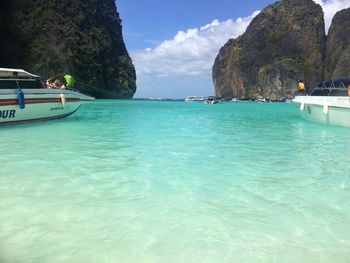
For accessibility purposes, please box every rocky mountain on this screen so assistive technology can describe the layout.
[324,8,350,80]
[212,0,325,100]
[0,0,136,99]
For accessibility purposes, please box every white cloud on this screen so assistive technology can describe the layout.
[314,0,350,32]
[131,0,350,78]
[131,11,260,76]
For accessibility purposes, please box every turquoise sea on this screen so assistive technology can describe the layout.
[1,100,350,263]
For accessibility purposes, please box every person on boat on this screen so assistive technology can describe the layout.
[53,80,62,89]
[298,80,306,95]
[64,73,75,89]
[46,78,55,89]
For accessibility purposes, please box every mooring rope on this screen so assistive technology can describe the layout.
[75,82,119,97]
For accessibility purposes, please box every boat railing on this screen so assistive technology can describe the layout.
[310,78,350,96]
[0,78,44,89]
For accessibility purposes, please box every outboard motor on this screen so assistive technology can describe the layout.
[17,88,25,109]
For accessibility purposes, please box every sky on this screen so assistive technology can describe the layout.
[117,0,350,99]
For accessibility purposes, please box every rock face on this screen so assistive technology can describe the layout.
[0,0,136,99]
[324,8,350,80]
[212,0,325,100]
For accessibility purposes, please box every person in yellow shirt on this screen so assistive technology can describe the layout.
[298,80,306,95]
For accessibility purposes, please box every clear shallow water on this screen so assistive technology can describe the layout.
[0,100,350,263]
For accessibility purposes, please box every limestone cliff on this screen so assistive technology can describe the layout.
[324,8,350,80]
[212,0,325,100]
[0,0,136,99]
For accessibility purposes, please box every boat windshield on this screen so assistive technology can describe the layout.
[311,78,350,96]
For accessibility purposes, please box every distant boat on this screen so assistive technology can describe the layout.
[204,96,221,104]
[232,98,249,103]
[293,78,350,127]
[0,68,94,124]
[185,96,205,102]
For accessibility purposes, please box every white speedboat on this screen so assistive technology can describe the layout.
[256,98,267,103]
[293,78,350,127]
[0,68,94,124]
[185,96,205,102]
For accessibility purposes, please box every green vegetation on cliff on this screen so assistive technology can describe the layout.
[0,0,136,99]
[213,0,325,100]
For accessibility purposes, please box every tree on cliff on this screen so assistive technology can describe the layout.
[0,0,136,99]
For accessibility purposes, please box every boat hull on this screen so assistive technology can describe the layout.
[204,100,219,104]
[0,89,94,124]
[293,96,350,127]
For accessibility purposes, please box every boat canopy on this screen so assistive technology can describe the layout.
[0,68,39,78]
[0,68,44,89]
[311,78,350,96]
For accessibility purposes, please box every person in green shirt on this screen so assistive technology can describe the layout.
[64,73,75,89]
